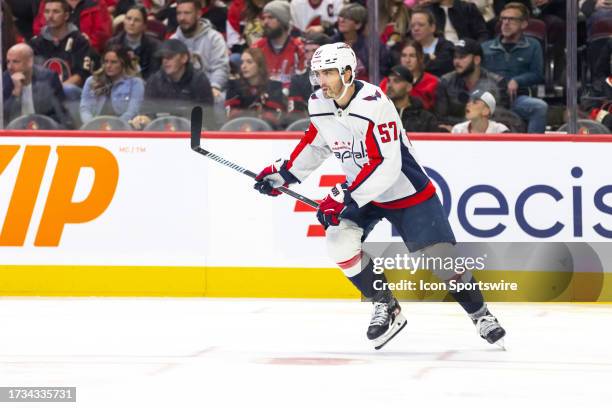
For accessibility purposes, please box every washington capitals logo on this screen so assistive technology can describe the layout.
[363,90,382,101]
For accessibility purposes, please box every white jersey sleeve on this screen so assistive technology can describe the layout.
[347,96,403,207]
[284,121,332,182]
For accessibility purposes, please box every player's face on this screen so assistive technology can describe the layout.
[313,68,343,99]
[465,99,488,120]
[124,9,146,36]
[44,2,69,29]
[400,46,420,73]
[103,52,124,79]
[240,52,258,80]
[410,13,435,43]
[386,75,411,100]
[176,3,199,33]
[500,9,527,39]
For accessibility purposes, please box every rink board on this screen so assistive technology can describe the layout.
[0,131,611,297]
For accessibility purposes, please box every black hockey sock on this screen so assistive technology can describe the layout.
[450,276,485,314]
[347,259,388,299]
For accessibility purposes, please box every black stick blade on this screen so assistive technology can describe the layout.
[190,106,203,150]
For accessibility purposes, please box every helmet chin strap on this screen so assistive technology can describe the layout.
[334,69,353,103]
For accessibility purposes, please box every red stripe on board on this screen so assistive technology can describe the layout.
[294,200,319,212]
[307,224,325,237]
[0,130,611,142]
[319,175,346,187]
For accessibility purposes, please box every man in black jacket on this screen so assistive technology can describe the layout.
[427,0,489,43]
[435,39,508,130]
[3,43,73,128]
[29,0,96,100]
[132,39,215,129]
[386,65,441,133]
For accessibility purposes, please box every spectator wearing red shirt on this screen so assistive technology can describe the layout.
[33,0,113,53]
[252,0,305,90]
[379,40,440,111]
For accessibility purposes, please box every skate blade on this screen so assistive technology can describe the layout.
[494,337,506,351]
[372,313,407,350]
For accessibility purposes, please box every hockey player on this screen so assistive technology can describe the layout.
[253,42,506,350]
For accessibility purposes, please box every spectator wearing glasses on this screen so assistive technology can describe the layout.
[481,2,548,133]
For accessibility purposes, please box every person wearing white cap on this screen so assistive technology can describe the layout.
[452,89,510,134]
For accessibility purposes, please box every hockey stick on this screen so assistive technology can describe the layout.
[190,106,319,209]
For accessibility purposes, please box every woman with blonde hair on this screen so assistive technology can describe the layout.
[79,44,145,125]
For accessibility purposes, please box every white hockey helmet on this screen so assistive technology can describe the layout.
[309,42,357,98]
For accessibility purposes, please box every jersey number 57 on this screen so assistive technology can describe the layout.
[378,122,398,143]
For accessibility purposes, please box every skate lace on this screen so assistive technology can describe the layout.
[370,302,389,326]
[476,315,499,337]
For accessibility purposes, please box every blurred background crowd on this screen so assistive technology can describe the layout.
[0,0,610,133]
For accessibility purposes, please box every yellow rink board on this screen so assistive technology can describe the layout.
[1,266,612,301]
[0,266,360,298]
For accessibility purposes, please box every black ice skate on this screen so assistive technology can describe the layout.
[472,310,506,349]
[367,291,407,350]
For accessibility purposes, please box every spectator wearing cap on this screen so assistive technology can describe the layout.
[252,0,306,90]
[131,39,215,129]
[33,0,113,53]
[107,5,161,80]
[225,48,286,129]
[425,0,489,43]
[290,0,343,36]
[481,2,548,133]
[386,65,441,133]
[332,3,392,80]
[29,0,96,102]
[79,44,144,125]
[171,0,229,97]
[435,38,508,130]
[451,89,509,133]
[380,40,440,111]
[287,32,331,122]
[3,43,73,128]
[409,8,455,77]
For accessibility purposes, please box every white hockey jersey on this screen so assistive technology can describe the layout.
[290,0,344,33]
[285,81,436,209]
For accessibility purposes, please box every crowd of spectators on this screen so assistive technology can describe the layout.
[1,0,611,132]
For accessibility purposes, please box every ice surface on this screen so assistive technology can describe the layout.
[0,298,610,408]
